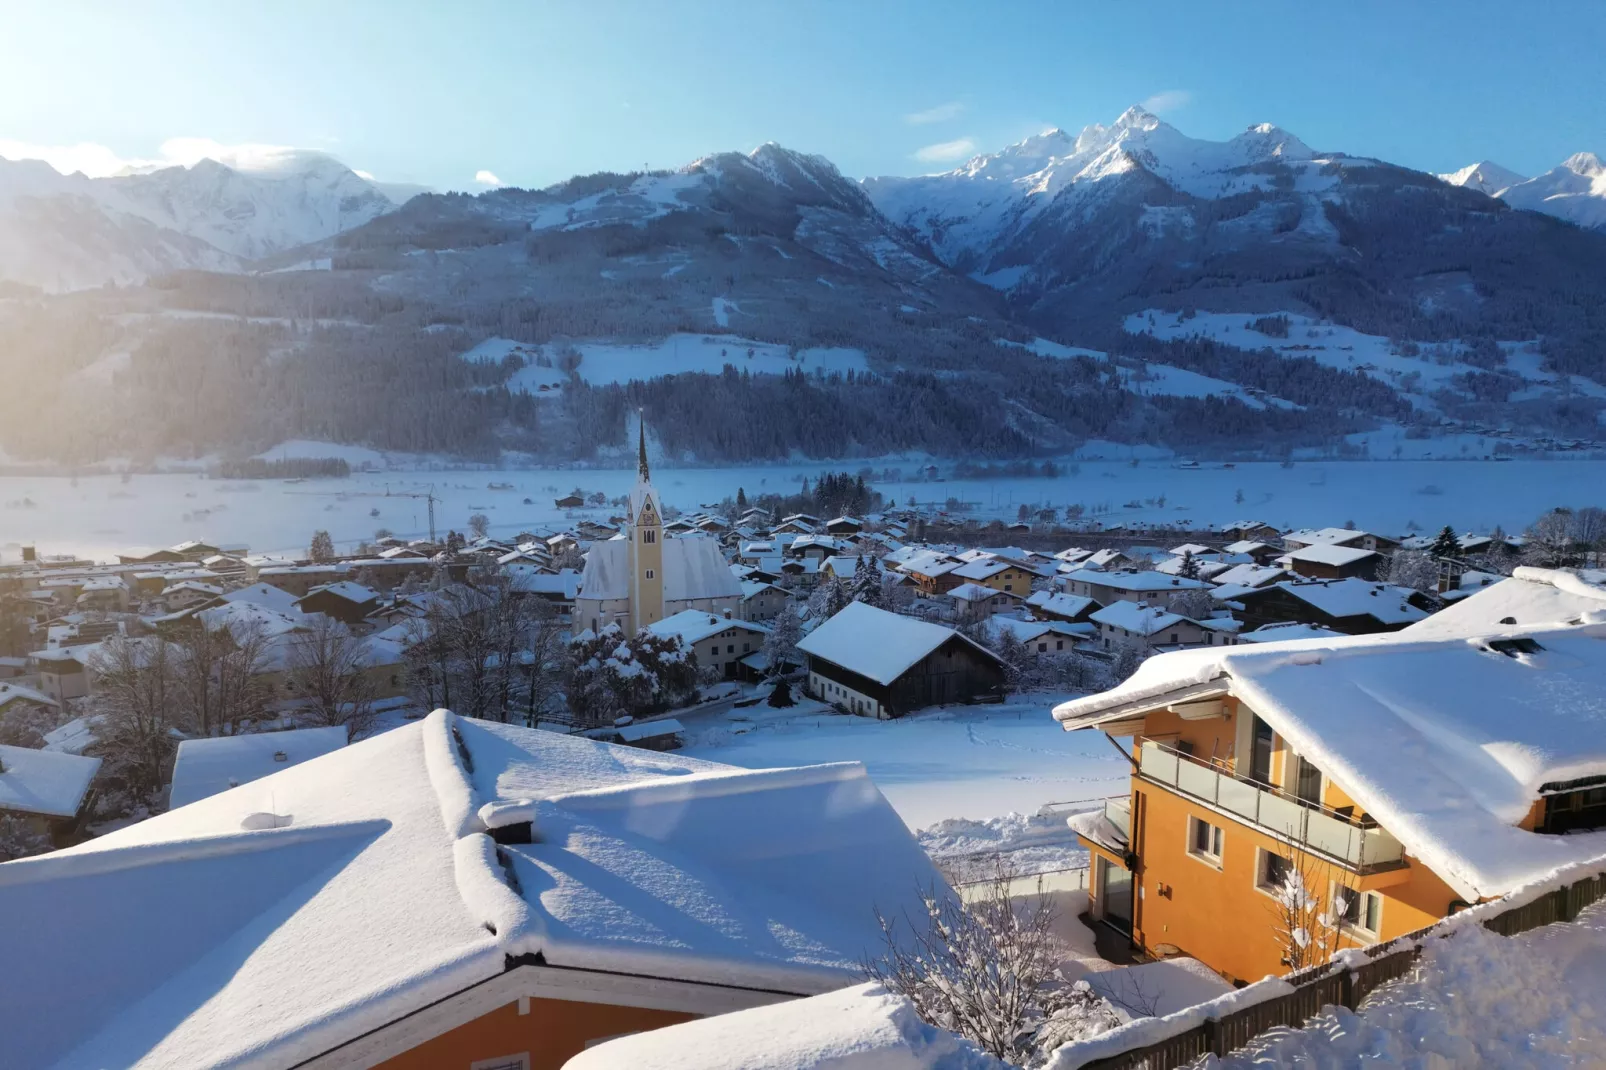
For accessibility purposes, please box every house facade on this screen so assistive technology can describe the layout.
[1054,594,1606,985]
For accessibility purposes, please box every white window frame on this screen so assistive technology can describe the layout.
[1331,882,1384,940]
[1254,846,1292,898]
[1186,815,1224,868]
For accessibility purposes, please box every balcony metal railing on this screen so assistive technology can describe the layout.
[1138,741,1405,870]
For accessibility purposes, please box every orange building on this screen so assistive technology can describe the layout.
[0,710,945,1070]
[1053,578,1606,985]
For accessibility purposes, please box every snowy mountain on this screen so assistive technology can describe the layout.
[863,106,1342,278]
[1495,152,1606,231]
[0,149,414,291]
[1437,160,1527,196]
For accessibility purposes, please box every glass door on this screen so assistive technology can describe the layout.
[1099,857,1134,935]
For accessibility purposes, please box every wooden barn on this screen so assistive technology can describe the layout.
[796,602,1005,718]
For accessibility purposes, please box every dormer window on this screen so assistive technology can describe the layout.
[1487,637,1542,658]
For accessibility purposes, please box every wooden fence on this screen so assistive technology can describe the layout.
[1075,867,1606,1070]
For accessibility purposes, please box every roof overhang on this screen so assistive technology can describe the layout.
[1055,680,1233,733]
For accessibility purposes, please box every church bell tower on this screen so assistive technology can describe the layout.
[627,417,665,633]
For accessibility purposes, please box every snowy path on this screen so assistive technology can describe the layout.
[677,696,1127,831]
[1195,900,1606,1068]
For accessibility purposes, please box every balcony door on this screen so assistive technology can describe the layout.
[1292,754,1323,806]
[1098,857,1133,935]
[1249,715,1275,786]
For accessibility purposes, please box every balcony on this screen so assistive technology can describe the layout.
[1138,741,1405,871]
[1104,795,1131,841]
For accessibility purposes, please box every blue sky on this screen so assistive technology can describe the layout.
[1,1,1600,190]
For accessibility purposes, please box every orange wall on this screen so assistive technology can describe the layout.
[1127,781,1458,983]
[372,995,696,1070]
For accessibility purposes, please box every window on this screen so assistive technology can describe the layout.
[1256,849,1291,893]
[1038,642,1047,652]
[641,529,657,544]
[1187,816,1224,865]
[644,569,655,580]
[1055,640,1064,650]
[1335,885,1382,937]
[727,644,735,654]
[742,643,750,653]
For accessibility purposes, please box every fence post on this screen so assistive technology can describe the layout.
[1204,1015,1225,1057]
[1338,969,1355,1011]
[1557,886,1575,924]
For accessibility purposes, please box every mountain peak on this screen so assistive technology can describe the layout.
[1438,160,1528,196]
[1562,151,1605,178]
[1114,105,1160,131]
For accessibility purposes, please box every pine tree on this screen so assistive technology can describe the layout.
[1177,550,1201,580]
[850,556,886,609]
[1429,525,1460,559]
[736,487,748,510]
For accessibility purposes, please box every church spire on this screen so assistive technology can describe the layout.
[637,413,650,483]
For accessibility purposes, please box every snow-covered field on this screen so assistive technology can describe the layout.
[1196,900,1606,1068]
[676,696,1125,832]
[3,457,1603,561]
[464,333,868,388]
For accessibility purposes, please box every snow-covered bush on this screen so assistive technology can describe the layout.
[0,812,52,862]
[566,625,698,727]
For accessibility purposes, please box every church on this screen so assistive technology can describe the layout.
[574,422,742,635]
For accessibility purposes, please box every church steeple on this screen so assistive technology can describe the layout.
[637,415,650,483]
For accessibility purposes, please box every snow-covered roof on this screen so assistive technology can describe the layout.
[578,533,742,603]
[952,558,1012,581]
[949,581,1014,603]
[1277,543,1379,568]
[1053,621,1606,899]
[1209,562,1289,589]
[1086,548,1128,567]
[43,715,99,754]
[1265,578,1429,625]
[739,579,784,599]
[509,567,583,599]
[982,616,1083,645]
[1222,539,1273,554]
[301,580,379,604]
[1169,543,1216,557]
[1239,622,1347,643]
[1282,526,1376,547]
[0,681,57,710]
[0,744,100,818]
[196,600,308,640]
[163,580,222,597]
[1154,556,1236,579]
[1090,600,1190,636]
[564,982,1007,1070]
[168,727,350,810]
[0,711,942,1069]
[1025,590,1096,618]
[614,718,685,743]
[797,602,1001,685]
[647,609,767,648]
[1062,568,1211,593]
[896,550,961,577]
[1403,567,1606,639]
[220,581,303,614]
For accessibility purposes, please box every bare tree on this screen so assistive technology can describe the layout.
[308,529,336,563]
[86,634,181,803]
[468,513,490,539]
[0,812,52,862]
[865,857,1120,1062]
[1267,850,1350,971]
[288,615,379,741]
[175,621,273,736]
[1383,549,1439,593]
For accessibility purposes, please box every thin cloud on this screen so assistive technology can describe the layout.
[914,138,978,164]
[906,101,965,126]
[474,170,504,187]
[0,136,351,178]
[1141,90,1193,114]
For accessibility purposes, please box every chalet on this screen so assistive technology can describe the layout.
[1083,548,1131,570]
[797,602,1005,718]
[981,615,1085,656]
[1221,540,1282,566]
[1207,562,1289,591]
[738,541,777,565]
[33,648,90,705]
[168,726,349,809]
[771,516,818,536]
[949,556,1034,595]
[946,582,1022,624]
[509,567,584,613]
[554,493,586,509]
[294,581,382,626]
[0,744,100,847]
[0,681,57,722]
[0,711,943,1070]
[1220,520,1281,543]
[647,610,769,679]
[378,545,428,560]
[1232,579,1433,635]
[1154,554,1238,581]
[737,580,789,622]
[1281,526,1400,554]
[825,516,864,536]
[258,564,345,597]
[1060,568,1212,608]
[584,717,687,752]
[896,550,964,595]
[1275,544,1383,581]
[162,580,224,613]
[1023,590,1098,624]
[788,534,847,562]
[1089,601,1219,652]
[75,576,129,612]
[1054,588,1606,985]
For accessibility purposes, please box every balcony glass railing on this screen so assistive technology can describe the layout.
[1104,795,1131,841]
[1138,741,1405,870]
